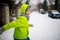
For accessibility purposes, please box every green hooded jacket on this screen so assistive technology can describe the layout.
[3,4,30,39]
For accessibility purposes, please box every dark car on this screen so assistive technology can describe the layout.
[48,10,60,19]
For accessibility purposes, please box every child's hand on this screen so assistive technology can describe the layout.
[30,24,33,27]
[0,27,4,34]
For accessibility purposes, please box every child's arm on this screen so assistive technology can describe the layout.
[3,16,30,30]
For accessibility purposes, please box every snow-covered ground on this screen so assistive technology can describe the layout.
[29,11,60,40]
[0,11,60,40]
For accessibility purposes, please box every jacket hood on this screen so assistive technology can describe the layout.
[20,4,29,14]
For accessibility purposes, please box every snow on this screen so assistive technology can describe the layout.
[0,11,60,40]
[29,11,60,40]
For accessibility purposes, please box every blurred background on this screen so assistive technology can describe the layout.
[0,0,60,40]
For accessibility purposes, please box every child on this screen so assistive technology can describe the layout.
[0,4,31,40]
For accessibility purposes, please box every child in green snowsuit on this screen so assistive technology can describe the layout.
[0,4,31,40]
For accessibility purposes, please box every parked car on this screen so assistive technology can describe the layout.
[48,10,60,19]
[40,9,46,14]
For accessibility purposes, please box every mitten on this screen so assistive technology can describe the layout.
[30,24,33,27]
[0,27,4,34]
